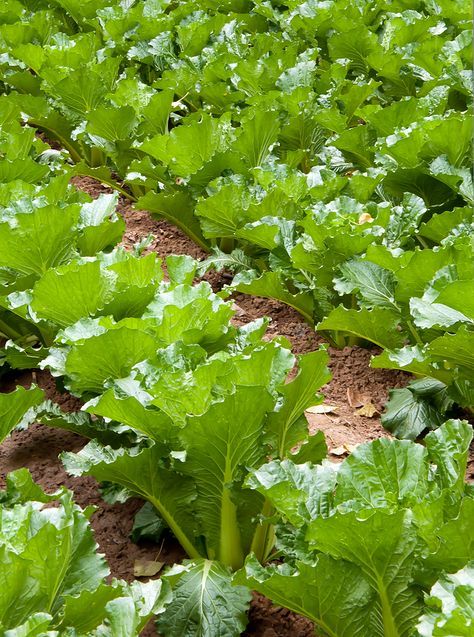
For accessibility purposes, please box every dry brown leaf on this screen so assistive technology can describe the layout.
[344,443,360,453]
[346,388,373,408]
[231,302,246,317]
[133,560,164,577]
[358,212,374,224]
[329,446,347,456]
[330,443,361,457]
[354,403,379,418]
[306,404,338,414]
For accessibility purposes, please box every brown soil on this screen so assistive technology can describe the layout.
[0,175,459,636]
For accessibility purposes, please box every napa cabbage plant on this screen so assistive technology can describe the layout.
[0,107,126,368]
[0,468,170,635]
[236,419,474,637]
[35,313,331,634]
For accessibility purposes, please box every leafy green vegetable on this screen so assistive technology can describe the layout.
[0,385,44,443]
[0,0,471,420]
[237,420,474,637]
[0,468,170,635]
[417,563,474,637]
[157,560,251,637]
[60,340,330,567]
[382,379,454,440]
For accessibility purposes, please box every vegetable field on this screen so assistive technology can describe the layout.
[0,0,472,635]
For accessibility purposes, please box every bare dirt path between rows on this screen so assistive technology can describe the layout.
[0,176,433,636]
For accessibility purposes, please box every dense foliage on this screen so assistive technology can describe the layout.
[0,0,472,635]
[236,419,474,636]
[0,468,169,635]
[0,0,471,425]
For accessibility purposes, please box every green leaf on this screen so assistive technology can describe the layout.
[334,437,430,510]
[233,271,314,324]
[62,441,200,560]
[419,207,472,243]
[235,555,376,637]
[382,380,453,440]
[307,509,423,637]
[85,105,137,142]
[428,327,474,379]
[266,348,331,457]
[410,298,473,330]
[0,469,56,506]
[0,205,79,277]
[417,563,474,637]
[84,389,170,440]
[233,108,281,167]
[76,193,125,256]
[165,255,197,286]
[195,183,253,239]
[140,113,231,177]
[4,613,53,637]
[62,579,170,636]
[424,497,474,574]
[290,429,328,465]
[136,190,209,251]
[317,306,405,349]
[178,388,274,568]
[49,61,120,120]
[144,282,235,348]
[62,325,158,395]
[30,260,113,328]
[130,502,166,543]
[0,385,44,444]
[0,474,159,633]
[246,459,337,526]
[157,559,251,637]
[335,260,398,311]
[424,420,473,496]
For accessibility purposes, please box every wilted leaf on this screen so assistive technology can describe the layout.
[354,403,379,418]
[134,559,165,577]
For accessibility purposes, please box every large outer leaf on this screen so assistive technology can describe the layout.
[266,348,331,457]
[30,260,114,327]
[84,390,171,440]
[0,484,107,629]
[235,554,376,637]
[0,470,169,634]
[158,559,251,637]
[306,509,423,637]
[179,388,274,568]
[334,438,430,510]
[62,441,200,559]
[63,325,158,394]
[0,385,44,444]
[317,306,405,349]
[0,205,79,277]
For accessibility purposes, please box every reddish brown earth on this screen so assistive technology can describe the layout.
[1,176,468,636]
